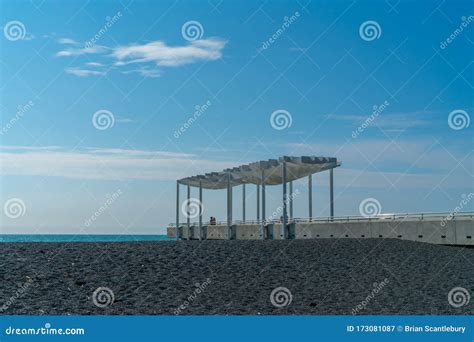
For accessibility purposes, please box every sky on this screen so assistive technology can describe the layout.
[0,0,473,235]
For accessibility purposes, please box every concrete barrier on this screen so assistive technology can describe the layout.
[167,218,472,245]
[235,224,260,240]
[295,222,345,239]
[189,225,207,240]
[181,225,192,240]
[272,223,285,240]
[456,219,474,245]
[206,225,229,240]
[418,220,456,245]
[265,224,274,240]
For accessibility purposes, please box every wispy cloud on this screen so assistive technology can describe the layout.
[85,62,104,67]
[57,37,79,45]
[328,111,433,128]
[284,139,473,173]
[65,67,106,77]
[0,146,235,181]
[113,38,226,67]
[56,45,109,57]
[55,38,226,77]
[121,67,161,78]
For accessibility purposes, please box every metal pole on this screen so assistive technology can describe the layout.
[199,181,202,240]
[282,162,287,239]
[242,184,246,223]
[187,184,191,240]
[176,181,179,241]
[330,168,334,218]
[308,174,312,222]
[261,169,266,239]
[227,172,232,239]
[289,181,293,221]
[257,184,260,223]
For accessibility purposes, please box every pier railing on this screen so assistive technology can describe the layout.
[169,211,474,227]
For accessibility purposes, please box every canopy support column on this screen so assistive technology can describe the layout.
[187,184,191,240]
[242,184,246,223]
[289,181,293,221]
[261,170,266,240]
[330,168,334,219]
[199,181,202,240]
[257,184,260,223]
[176,181,180,241]
[308,174,312,222]
[227,172,232,239]
[282,162,288,239]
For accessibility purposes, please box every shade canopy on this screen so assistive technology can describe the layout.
[178,156,340,189]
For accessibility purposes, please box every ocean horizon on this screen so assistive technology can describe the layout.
[0,234,171,243]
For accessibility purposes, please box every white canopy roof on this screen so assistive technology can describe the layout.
[179,156,340,189]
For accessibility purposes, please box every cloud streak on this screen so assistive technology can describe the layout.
[56,38,226,77]
[327,111,433,129]
[65,67,106,77]
[112,38,225,67]
[0,146,235,181]
[56,45,109,57]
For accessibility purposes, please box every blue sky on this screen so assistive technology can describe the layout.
[1,0,473,234]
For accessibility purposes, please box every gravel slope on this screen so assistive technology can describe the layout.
[0,239,473,315]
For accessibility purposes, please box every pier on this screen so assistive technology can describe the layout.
[168,156,473,246]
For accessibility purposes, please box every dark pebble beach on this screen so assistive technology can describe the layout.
[1,239,473,315]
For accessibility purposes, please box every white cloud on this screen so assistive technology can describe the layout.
[284,139,473,173]
[121,67,161,78]
[85,62,104,67]
[65,67,106,77]
[328,111,433,128]
[57,37,79,45]
[0,146,235,181]
[112,38,226,67]
[56,45,109,57]
[0,145,62,151]
[56,38,226,77]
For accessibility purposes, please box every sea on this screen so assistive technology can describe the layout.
[0,234,172,243]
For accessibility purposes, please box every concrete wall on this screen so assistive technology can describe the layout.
[167,219,473,246]
[234,224,261,240]
[206,225,229,240]
[456,220,474,245]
